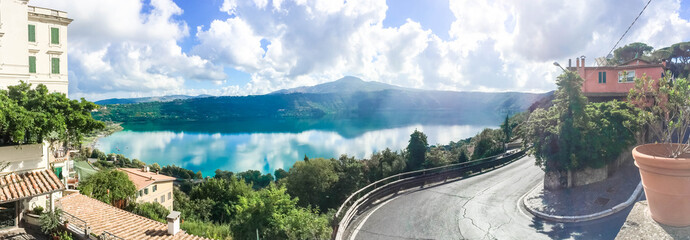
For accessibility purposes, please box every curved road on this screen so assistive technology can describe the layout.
[351,156,634,240]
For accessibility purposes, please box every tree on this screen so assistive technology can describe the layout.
[501,114,512,144]
[524,71,589,171]
[0,82,104,147]
[612,42,654,64]
[149,163,161,173]
[189,177,252,223]
[424,146,452,168]
[78,170,136,208]
[472,128,504,159]
[214,169,234,180]
[132,202,170,223]
[237,170,274,189]
[406,129,428,170]
[457,149,469,163]
[285,158,339,211]
[274,168,288,182]
[331,155,367,205]
[231,186,330,240]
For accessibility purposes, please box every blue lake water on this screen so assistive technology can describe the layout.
[95,114,498,177]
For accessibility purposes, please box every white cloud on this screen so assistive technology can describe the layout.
[32,0,690,99]
[31,0,226,99]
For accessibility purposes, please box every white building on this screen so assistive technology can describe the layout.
[0,0,71,231]
[0,0,72,96]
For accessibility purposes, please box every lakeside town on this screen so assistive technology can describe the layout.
[2,0,690,240]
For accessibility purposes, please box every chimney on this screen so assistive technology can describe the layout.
[167,211,181,235]
[581,56,586,67]
[568,59,572,68]
[576,58,580,68]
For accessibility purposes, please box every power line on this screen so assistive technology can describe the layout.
[605,0,653,58]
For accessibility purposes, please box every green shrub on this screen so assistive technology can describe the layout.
[39,209,62,235]
[181,220,232,240]
[32,206,44,215]
[132,202,169,223]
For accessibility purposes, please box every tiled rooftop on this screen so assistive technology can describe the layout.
[119,168,176,191]
[0,169,64,204]
[58,193,207,240]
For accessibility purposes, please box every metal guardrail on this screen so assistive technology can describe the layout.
[331,148,528,240]
[100,231,125,240]
[61,211,88,234]
[61,210,125,240]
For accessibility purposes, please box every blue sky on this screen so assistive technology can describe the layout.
[31,0,690,101]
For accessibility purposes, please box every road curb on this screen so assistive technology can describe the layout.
[522,181,643,223]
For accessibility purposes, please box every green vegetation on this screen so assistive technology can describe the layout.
[92,89,546,123]
[78,169,137,208]
[608,41,690,78]
[81,121,122,146]
[132,202,169,223]
[0,82,104,146]
[88,149,146,170]
[181,220,232,240]
[161,164,202,179]
[523,71,641,172]
[406,130,428,170]
[629,71,690,157]
[39,208,63,235]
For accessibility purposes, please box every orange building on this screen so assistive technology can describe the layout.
[569,56,667,102]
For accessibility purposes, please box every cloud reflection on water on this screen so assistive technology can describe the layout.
[96,124,491,176]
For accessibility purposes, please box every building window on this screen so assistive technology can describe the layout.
[139,190,143,197]
[598,72,607,83]
[153,185,157,192]
[28,25,36,42]
[618,70,635,83]
[161,195,165,203]
[29,56,36,73]
[51,57,60,74]
[168,192,171,200]
[603,72,607,83]
[144,188,148,195]
[50,27,59,44]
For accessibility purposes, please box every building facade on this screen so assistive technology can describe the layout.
[120,168,175,211]
[570,56,666,102]
[0,0,72,231]
[0,144,65,230]
[0,0,72,96]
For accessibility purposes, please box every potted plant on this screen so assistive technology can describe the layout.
[24,206,44,227]
[629,72,690,227]
[39,209,63,237]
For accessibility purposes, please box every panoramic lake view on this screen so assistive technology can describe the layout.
[95,115,495,176]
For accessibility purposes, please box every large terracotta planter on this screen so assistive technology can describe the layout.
[633,143,690,227]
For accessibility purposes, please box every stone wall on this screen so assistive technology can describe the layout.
[544,145,635,190]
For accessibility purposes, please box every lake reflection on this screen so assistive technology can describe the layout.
[96,120,494,176]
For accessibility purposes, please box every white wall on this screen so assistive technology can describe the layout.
[0,143,49,174]
[0,0,30,89]
[0,1,70,96]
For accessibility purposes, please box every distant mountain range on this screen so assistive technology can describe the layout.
[270,76,409,94]
[95,94,212,105]
[93,77,553,123]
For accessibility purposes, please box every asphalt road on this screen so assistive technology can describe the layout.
[351,156,634,240]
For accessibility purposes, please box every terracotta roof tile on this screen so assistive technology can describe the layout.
[58,193,208,240]
[118,168,176,191]
[0,170,65,204]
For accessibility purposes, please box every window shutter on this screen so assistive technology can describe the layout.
[28,25,36,42]
[52,57,60,74]
[29,56,36,73]
[603,72,606,83]
[51,27,59,44]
